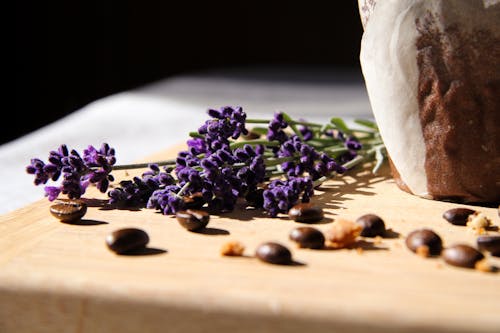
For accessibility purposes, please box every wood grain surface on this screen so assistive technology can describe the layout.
[1,146,499,333]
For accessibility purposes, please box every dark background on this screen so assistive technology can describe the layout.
[12,1,363,145]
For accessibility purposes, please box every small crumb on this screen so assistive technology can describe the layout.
[466,212,492,234]
[373,236,383,245]
[475,259,493,273]
[356,247,364,255]
[220,241,245,257]
[394,242,402,249]
[416,245,430,258]
[325,219,362,249]
[436,263,443,269]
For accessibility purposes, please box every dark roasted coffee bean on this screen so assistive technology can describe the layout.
[176,209,210,231]
[356,214,386,237]
[477,236,500,257]
[245,188,264,208]
[442,208,476,226]
[288,203,324,223]
[405,229,442,256]
[183,192,205,209]
[106,228,149,254]
[49,200,87,223]
[289,227,325,249]
[442,244,484,268]
[243,131,261,140]
[255,242,292,265]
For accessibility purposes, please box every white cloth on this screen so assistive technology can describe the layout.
[0,66,372,214]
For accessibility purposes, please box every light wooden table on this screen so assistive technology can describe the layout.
[1,147,499,333]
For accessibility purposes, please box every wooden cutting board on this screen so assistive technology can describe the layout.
[1,145,499,333]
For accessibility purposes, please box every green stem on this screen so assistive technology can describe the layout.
[189,132,204,138]
[112,160,176,171]
[324,147,350,159]
[230,140,280,149]
[175,182,191,198]
[308,138,343,145]
[245,119,269,124]
[324,146,349,153]
[341,155,365,170]
[304,140,327,149]
[246,118,322,128]
[266,170,285,177]
[281,113,304,140]
[372,145,387,174]
[264,157,293,167]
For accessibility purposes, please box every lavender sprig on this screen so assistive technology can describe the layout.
[108,164,175,206]
[27,143,116,201]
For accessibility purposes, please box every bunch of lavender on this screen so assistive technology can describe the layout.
[27,106,385,217]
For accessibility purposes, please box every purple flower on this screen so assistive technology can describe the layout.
[198,106,249,154]
[276,136,345,180]
[27,143,117,201]
[83,143,116,169]
[58,171,89,200]
[82,143,116,192]
[345,136,362,150]
[233,144,266,194]
[198,157,240,212]
[108,164,175,206]
[263,177,314,217]
[147,185,185,215]
[267,112,289,143]
[44,186,61,201]
[299,122,314,141]
[207,106,248,139]
[26,158,50,185]
[337,133,362,166]
[142,164,176,187]
[187,138,207,155]
[338,150,358,165]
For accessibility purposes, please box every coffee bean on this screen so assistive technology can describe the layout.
[442,244,484,268]
[477,236,500,257]
[176,209,210,231]
[49,200,87,223]
[289,227,325,249]
[288,203,324,223]
[405,229,442,256]
[243,131,261,140]
[183,192,205,209]
[442,208,476,226]
[255,242,292,265]
[245,188,264,208]
[106,228,149,254]
[355,214,386,237]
